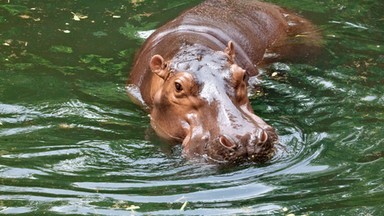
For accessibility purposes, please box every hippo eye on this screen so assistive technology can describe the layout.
[175,82,183,92]
[243,73,248,82]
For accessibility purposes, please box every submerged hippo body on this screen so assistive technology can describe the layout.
[128,0,321,163]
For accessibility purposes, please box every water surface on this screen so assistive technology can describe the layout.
[1,0,383,215]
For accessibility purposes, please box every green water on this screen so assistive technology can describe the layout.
[0,0,383,215]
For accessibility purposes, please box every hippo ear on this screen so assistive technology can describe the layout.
[150,54,169,80]
[224,41,236,62]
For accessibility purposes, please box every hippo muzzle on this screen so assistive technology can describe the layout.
[181,96,277,163]
[148,42,278,163]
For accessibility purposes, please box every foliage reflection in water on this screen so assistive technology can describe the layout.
[0,0,383,215]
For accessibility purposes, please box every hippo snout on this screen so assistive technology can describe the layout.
[204,128,277,163]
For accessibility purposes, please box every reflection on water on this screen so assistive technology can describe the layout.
[1,0,384,215]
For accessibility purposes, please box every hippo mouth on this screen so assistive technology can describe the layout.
[204,141,277,164]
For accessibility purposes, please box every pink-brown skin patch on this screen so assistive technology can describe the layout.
[127,0,321,163]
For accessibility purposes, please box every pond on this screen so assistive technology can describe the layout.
[0,0,383,215]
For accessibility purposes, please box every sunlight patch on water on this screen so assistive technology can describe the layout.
[54,100,111,121]
[51,155,94,175]
[0,103,43,124]
[1,148,81,159]
[361,95,378,102]
[0,166,47,179]
[0,207,33,215]
[274,147,328,175]
[72,182,275,203]
[329,21,369,30]
[0,125,51,137]
[137,29,155,39]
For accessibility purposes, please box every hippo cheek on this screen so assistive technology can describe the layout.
[180,112,209,158]
[181,125,206,159]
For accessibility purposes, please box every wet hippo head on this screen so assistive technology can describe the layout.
[149,42,278,163]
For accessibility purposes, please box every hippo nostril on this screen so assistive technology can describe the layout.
[260,130,269,144]
[219,135,236,149]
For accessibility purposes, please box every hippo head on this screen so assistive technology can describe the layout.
[149,41,278,163]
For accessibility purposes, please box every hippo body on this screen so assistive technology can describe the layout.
[128,0,321,163]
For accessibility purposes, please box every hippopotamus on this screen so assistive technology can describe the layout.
[127,0,321,163]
